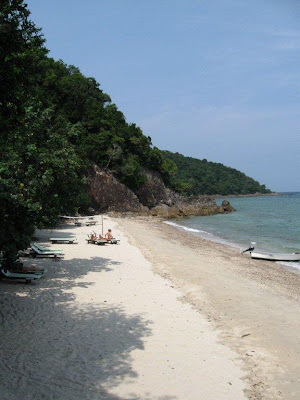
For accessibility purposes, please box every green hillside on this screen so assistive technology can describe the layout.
[0,0,174,266]
[163,151,271,196]
[0,1,271,267]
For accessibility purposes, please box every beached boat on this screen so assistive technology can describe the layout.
[250,251,300,262]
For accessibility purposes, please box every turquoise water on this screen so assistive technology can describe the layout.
[166,193,300,270]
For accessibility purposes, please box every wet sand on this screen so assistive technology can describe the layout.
[0,216,247,400]
[115,216,300,400]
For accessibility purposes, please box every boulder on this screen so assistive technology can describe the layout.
[221,200,236,212]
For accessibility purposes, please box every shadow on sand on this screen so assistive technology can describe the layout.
[0,254,176,400]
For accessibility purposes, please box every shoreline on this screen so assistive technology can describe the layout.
[115,215,300,399]
[1,215,299,399]
[0,215,247,400]
[163,219,300,274]
[212,192,279,198]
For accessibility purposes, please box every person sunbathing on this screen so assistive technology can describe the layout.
[97,229,113,241]
[105,229,113,239]
[22,264,45,272]
[90,233,97,241]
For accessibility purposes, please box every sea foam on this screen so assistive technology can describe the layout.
[164,220,212,235]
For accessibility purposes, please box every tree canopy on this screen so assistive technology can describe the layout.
[163,151,271,196]
[0,1,90,266]
[0,0,170,266]
[0,1,272,268]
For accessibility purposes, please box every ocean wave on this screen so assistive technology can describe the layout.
[277,261,300,272]
[163,220,257,252]
[163,220,212,235]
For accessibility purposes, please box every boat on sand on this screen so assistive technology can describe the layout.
[242,242,300,262]
[250,251,300,262]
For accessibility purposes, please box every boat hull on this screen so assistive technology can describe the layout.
[251,252,300,262]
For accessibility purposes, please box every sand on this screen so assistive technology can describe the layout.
[0,215,299,399]
[116,217,300,400]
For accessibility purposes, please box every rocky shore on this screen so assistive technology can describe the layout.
[87,165,235,218]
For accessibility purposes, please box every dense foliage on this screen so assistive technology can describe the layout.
[0,1,271,267]
[0,0,90,266]
[163,151,271,196]
[0,0,171,266]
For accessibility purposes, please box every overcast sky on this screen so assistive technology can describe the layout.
[28,0,300,192]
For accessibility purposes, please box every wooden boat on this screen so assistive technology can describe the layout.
[250,251,300,262]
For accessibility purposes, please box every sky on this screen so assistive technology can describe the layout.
[27,0,300,192]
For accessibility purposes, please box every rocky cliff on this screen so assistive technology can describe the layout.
[87,165,145,213]
[87,165,235,218]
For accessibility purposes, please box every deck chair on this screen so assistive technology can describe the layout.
[12,260,47,275]
[86,234,107,245]
[32,243,63,253]
[106,238,120,244]
[22,268,47,275]
[50,237,77,244]
[30,244,64,260]
[31,243,63,253]
[0,269,42,283]
[95,239,108,245]
[86,220,96,226]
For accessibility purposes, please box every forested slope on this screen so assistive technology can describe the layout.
[0,0,174,265]
[163,151,271,196]
[0,0,270,267]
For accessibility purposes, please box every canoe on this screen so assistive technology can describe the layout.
[251,251,300,262]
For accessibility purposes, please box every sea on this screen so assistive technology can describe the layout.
[165,192,300,272]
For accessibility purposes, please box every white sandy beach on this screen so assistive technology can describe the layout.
[1,215,300,400]
[0,216,248,400]
[116,217,300,400]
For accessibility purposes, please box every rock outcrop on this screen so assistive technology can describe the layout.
[221,200,236,212]
[136,169,174,208]
[86,165,235,218]
[87,165,145,213]
[150,198,235,218]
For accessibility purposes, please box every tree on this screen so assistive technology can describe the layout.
[0,1,87,267]
[162,151,272,196]
[0,0,47,137]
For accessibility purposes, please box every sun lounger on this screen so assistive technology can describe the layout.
[20,265,48,274]
[86,239,108,245]
[0,269,42,283]
[86,220,96,226]
[50,237,78,244]
[95,239,108,245]
[86,235,108,245]
[24,269,47,275]
[13,268,47,275]
[33,243,63,253]
[30,244,64,260]
[107,238,120,244]
[12,260,47,275]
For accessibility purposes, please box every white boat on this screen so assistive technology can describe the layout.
[250,251,300,262]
